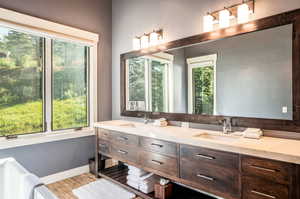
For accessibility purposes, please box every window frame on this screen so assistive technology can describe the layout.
[0,8,98,139]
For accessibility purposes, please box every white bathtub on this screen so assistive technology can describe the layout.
[0,158,58,199]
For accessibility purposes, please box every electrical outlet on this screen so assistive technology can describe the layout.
[282,106,288,113]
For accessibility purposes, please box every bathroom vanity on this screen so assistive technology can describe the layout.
[95,121,300,199]
[96,8,300,199]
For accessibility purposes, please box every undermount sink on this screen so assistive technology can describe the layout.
[193,132,242,141]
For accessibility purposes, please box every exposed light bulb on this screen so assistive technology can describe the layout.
[132,37,140,50]
[219,9,230,28]
[237,3,250,24]
[140,34,149,49]
[149,31,159,46]
[203,14,214,32]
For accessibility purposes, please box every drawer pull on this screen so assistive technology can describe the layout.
[151,143,163,148]
[251,190,276,199]
[117,150,128,155]
[99,143,107,147]
[250,165,278,173]
[196,154,215,160]
[117,136,128,141]
[196,174,215,181]
[151,160,163,165]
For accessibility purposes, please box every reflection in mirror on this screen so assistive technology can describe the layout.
[125,24,293,120]
[126,53,172,112]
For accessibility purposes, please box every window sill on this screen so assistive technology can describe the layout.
[0,128,95,150]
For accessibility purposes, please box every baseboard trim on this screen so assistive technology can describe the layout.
[41,165,90,184]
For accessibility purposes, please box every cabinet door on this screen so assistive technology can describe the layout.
[242,176,289,199]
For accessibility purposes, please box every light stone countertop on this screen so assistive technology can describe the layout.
[94,120,300,164]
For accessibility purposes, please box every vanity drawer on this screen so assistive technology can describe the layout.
[140,137,178,157]
[180,144,239,170]
[139,151,178,176]
[98,129,112,140]
[242,176,289,199]
[98,139,111,155]
[111,131,139,147]
[111,144,138,163]
[241,156,294,185]
[180,159,240,198]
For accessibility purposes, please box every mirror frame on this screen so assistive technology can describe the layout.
[120,8,300,132]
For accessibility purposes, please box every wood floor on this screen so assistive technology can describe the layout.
[47,173,97,199]
[47,173,142,199]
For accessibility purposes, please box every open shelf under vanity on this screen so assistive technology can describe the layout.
[98,164,215,199]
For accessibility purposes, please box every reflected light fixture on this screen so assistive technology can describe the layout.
[237,3,250,24]
[203,14,214,32]
[149,31,159,46]
[132,29,164,51]
[132,37,140,50]
[140,34,149,49]
[219,8,230,28]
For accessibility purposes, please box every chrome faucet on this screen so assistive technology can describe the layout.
[143,113,150,124]
[222,117,232,134]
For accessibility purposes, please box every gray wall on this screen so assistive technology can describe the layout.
[112,0,300,120]
[184,24,293,120]
[0,0,112,177]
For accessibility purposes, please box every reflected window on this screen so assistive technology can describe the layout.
[188,54,217,115]
[126,53,172,112]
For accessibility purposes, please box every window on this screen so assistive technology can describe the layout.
[126,53,172,112]
[0,26,94,137]
[0,26,44,136]
[187,54,217,115]
[52,40,89,130]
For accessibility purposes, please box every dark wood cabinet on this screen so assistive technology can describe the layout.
[241,156,298,199]
[181,159,240,198]
[241,156,294,185]
[111,143,139,164]
[139,150,178,176]
[96,128,300,199]
[180,144,239,170]
[111,131,139,147]
[242,176,289,199]
[140,137,178,158]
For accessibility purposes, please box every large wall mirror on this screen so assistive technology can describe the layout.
[121,9,300,132]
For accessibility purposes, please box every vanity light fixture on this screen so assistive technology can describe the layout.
[237,3,250,24]
[149,31,159,46]
[203,0,254,32]
[219,8,231,28]
[140,34,149,49]
[133,37,141,51]
[203,14,215,32]
[132,29,164,51]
